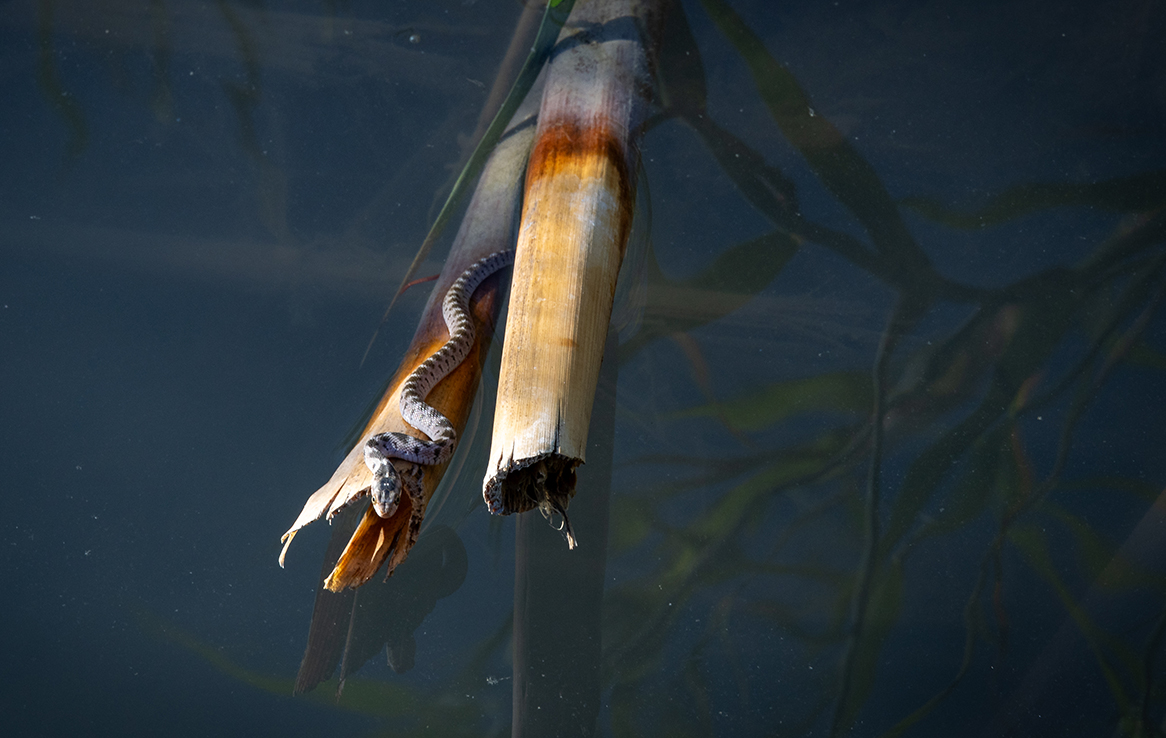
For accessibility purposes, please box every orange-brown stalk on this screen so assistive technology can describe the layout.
[280,121,535,590]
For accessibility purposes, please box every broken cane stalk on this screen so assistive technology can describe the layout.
[280,118,536,591]
[278,0,574,594]
[484,0,664,547]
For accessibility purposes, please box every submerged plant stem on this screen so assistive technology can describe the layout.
[831,295,920,736]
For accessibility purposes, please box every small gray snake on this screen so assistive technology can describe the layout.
[363,249,515,517]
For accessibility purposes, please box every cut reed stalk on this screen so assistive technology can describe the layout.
[484,0,663,546]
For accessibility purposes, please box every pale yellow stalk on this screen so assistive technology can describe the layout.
[484,0,663,545]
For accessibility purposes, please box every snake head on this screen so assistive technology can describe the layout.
[364,439,403,518]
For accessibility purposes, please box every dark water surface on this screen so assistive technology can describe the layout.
[2,1,1165,736]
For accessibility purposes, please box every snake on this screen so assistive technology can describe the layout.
[363,248,515,518]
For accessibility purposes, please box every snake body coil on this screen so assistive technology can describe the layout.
[364,249,515,517]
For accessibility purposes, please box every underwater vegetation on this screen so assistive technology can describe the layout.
[26,0,1166,736]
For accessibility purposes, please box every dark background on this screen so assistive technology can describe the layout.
[1,0,1164,736]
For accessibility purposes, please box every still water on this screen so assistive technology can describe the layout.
[2,0,1164,736]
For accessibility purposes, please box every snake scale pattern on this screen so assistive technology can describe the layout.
[364,249,515,518]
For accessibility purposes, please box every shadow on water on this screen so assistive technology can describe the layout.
[2,1,1166,737]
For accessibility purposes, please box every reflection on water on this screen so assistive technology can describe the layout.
[1,0,1165,736]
